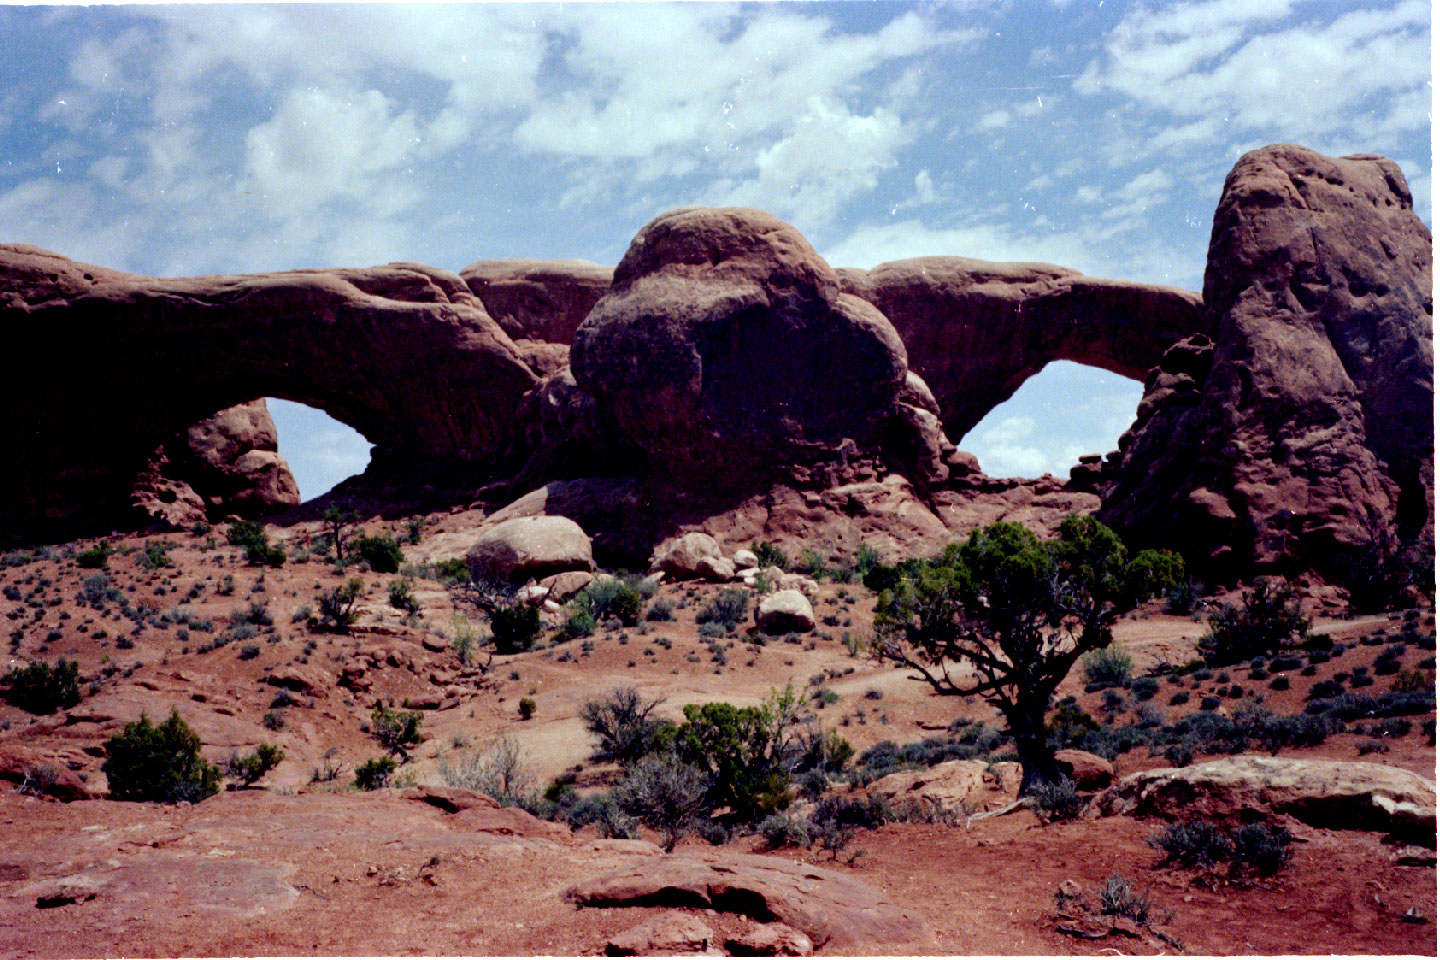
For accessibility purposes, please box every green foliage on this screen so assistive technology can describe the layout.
[645,598,676,622]
[491,602,542,653]
[872,516,1181,793]
[433,558,469,585]
[1082,647,1134,689]
[1097,875,1153,923]
[103,709,221,803]
[675,685,801,822]
[353,535,404,574]
[575,577,644,627]
[1199,578,1309,665]
[370,705,423,759]
[354,756,397,790]
[1166,578,1202,614]
[322,506,357,562]
[226,743,285,786]
[1149,820,1293,876]
[228,521,267,549]
[696,589,750,632]
[246,542,287,567]
[797,548,828,579]
[752,541,789,570]
[853,543,881,579]
[1,658,81,714]
[387,578,420,615]
[138,541,174,569]
[580,686,670,765]
[518,697,536,720]
[1031,777,1085,821]
[76,543,111,569]
[317,577,364,632]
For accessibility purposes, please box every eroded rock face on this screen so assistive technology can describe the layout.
[839,258,1208,440]
[134,400,301,526]
[1099,145,1434,578]
[461,258,612,345]
[572,208,910,487]
[1,245,537,543]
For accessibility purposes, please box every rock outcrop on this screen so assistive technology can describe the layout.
[1099,145,1434,578]
[1,245,537,544]
[133,400,301,526]
[466,515,594,584]
[461,258,612,346]
[1099,756,1436,845]
[754,590,815,634]
[839,258,1208,440]
[572,208,912,488]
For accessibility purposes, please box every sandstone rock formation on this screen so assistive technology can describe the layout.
[603,910,717,956]
[651,532,736,582]
[466,515,594,584]
[461,258,612,345]
[866,759,1021,815]
[838,258,1208,440]
[134,400,300,526]
[0,244,538,544]
[1099,145,1434,579]
[1099,756,1436,845]
[571,208,912,488]
[565,848,937,952]
[754,590,815,635]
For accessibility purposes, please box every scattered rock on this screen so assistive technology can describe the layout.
[732,548,759,568]
[34,875,102,909]
[539,570,595,600]
[264,664,327,696]
[754,590,815,635]
[726,921,814,957]
[466,515,594,584]
[604,910,717,956]
[1100,756,1437,844]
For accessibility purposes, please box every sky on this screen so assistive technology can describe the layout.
[1,1,1431,499]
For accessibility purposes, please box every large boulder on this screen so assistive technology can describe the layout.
[1099,756,1437,845]
[1099,145,1434,579]
[604,911,717,956]
[466,515,594,584]
[866,759,1021,814]
[650,531,735,581]
[754,590,815,634]
[571,208,910,487]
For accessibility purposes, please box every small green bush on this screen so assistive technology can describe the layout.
[518,697,536,720]
[387,578,420,615]
[353,535,404,574]
[1083,647,1134,689]
[492,602,542,653]
[1200,578,1308,665]
[370,705,423,759]
[1,658,81,714]
[1149,820,1231,868]
[645,598,676,622]
[103,709,221,803]
[576,577,644,626]
[228,521,267,550]
[354,756,396,790]
[138,542,174,569]
[318,577,364,632]
[246,542,286,567]
[1097,874,1153,922]
[1032,777,1085,821]
[226,743,284,786]
[76,543,111,569]
[696,589,749,631]
[752,542,789,571]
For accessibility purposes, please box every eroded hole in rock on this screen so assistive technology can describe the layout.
[266,398,374,502]
[957,361,1142,479]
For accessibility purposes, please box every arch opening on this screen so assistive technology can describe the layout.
[265,398,375,502]
[955,361,1143,480]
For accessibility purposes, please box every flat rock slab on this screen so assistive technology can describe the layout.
[1100,756,1437,845]
[564,849,936,953]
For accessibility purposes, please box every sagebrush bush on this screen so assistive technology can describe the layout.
[576,577,644,627]
[580,686,669,765]
[1199,578,1308,665]
[1032,777,1085,821]
[226,743,284,786]
[353,535,404,574]
[696,589,750,631]
[1083,647,1134,689]
[370,705,423,759]
[441,736,537,809]
[317,577,364,632]
[103,709,221,803]
[354,756,396,790]
[612,753,707,851]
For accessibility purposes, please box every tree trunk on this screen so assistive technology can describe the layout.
[1012,720,1064,796]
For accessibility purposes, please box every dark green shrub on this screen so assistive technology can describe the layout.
[1169,690,1190,706]
[1199,696,1221,711]
[518,697,536,721]
[103,709,221,803]
[77,544,111,569]
[577,578,644,626]
[1199,578,1308,665]
[862,562,904,594]
[1166,578,1201,614]
[353,535,404,574]
[1229,823,1293,876]
[370,705,423,759]
[138,542,174,569]
[645,598,676,622]
[563,794,638,838]
[1032,777,1084,821]
[246,542,286,567]
[1,658,81,714]
[612,753,708,851]
[491,602,541,653]
[228,521,267,550]
[580,686,669,765]
[1083,647,1134,689]
[760,811,814,849]
[1269,675,1290,691]
[1131,676,1160,701]
[1149,820,1231,867]
[676,688,800,822]
[226,743,284,785]
[752,542,789,570]
[354,756,396,790]
[562,606,597,639]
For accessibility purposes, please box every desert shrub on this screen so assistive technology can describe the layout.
[562,606,597,639]
[1163,743,1194,767]
[1269,675,1290,691]
[387,578,420,615]
[1169,690,1191,706]
[238,644,261,661]
[1083,646,1135,689]
[1391,670,1429,693]
[793,726,855,775]
[1130,676,1160,701]
[752,542,789,571]
[237,601,273,627]
[1166,578,1202,614]
[645,598,675,622]
[354,756,396,790]
[1149,820,1232,868]
[861,562,906,594]
[352,535,404,574]
[246,542,286,567]
[1229,823,1293,876]
[1031,777,1085,821]
[1304,689,1435,722]
[518,697,536,720]
[1199,696,1221,711]
[576,577,644,627]
[441,736,537,809]
[563,794,638,839]
[262,710,286,731]
[491,602,542,653]
[103,709,221,803]
[228,521,267,550]
[612,753,708,851]
[1097,874,1153,922]
[811,793,893,831]
[676,687,800,822]
[1,658,81,714]
[76,543,111,569]
[138,542,174,569]
[226,743,284,786]
[580,686,670,765]
[797,548,828,579]
[317,577,364,632]
[696,589,749,631]
[760,811,814,849]
[369,705,423,759]
[1199,578,1308,665]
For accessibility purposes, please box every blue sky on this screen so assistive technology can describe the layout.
[2,1,1431,499]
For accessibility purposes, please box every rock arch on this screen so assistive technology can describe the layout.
[1,245,538,543]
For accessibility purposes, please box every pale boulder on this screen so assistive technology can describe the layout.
[539,570,595,600]
[651,532,735,581]
[755,590,816,635]
[466,515,593,584]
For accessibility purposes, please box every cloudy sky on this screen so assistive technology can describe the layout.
[2,1,1431,498]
